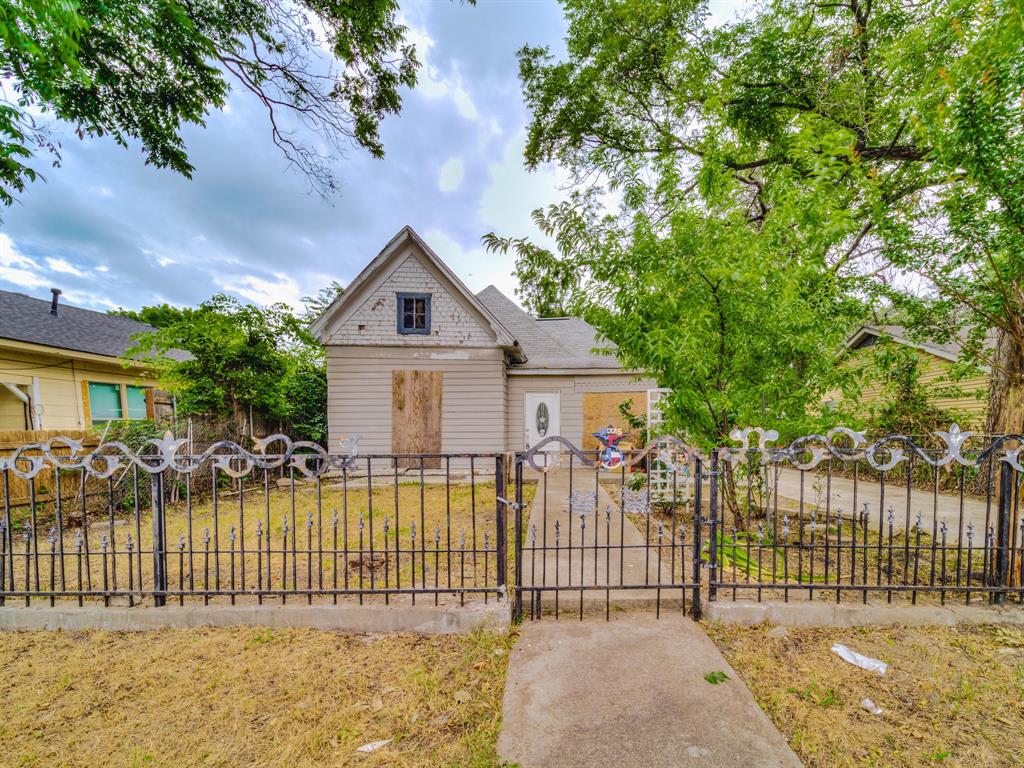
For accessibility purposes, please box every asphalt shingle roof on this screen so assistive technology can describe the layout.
[851,324,996,362]
[475,285,621,370]
[0,289,188,362]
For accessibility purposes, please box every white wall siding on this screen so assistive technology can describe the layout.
[327,250,495,347]
[326,346,506,459]
[505,373,657,452]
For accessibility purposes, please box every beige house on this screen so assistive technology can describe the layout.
[829,324,991,426]
[310,226,658,460]
[0,288,179,432]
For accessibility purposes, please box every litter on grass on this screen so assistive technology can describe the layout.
[831,644,888,675]
[860,698,883,715]
[356,739,392,753]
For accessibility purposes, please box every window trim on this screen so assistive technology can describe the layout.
[396,292,432,335]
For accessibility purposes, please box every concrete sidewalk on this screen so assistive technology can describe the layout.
[523,468,675,611]
[497,613,802,768]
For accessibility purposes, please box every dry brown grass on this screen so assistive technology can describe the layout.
[0,626,516,768]
[705,622,1024,767]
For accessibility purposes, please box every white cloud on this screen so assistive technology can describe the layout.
[401,18,480,121]
[89,185,114,198]
[479,130,571,251]
[61,290,118,310]
[46,257,86,277]
[438,157,465,192]
[216,273,306,311]
[157,256,175,267]
[423,227,520,301]
[0,234,48,289]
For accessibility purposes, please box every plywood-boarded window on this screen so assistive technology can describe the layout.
[582,392,643,451]
[392,370,442,468]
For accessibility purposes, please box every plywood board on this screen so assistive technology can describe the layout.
[391,370,443,468]
[582,392,643,451]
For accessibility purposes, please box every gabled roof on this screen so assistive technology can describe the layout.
[845,324,994,367]
[475,285,621,370]
[309,226,519,349]
[0,289,188,362]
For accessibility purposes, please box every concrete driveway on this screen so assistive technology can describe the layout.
[773,468,993,543]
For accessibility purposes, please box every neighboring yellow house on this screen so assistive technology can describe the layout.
[828,324,991,427]
[0,288,180,431]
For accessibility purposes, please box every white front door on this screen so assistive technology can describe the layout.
[524,392,560,450]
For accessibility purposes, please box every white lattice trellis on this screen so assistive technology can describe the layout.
[646,388,692,503]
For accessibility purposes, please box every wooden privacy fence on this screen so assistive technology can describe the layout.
[0,431,99,508]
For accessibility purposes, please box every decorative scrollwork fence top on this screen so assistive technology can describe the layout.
[0,433,362,481]
[722,423,1024,472]
[519,434,700,473]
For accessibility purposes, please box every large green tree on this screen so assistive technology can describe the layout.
[1,0,437,204]
[497,0,1023,438]
[489,198,864,448]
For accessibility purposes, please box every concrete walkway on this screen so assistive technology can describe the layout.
[497,613,802,768]
[523,468,676,612]
[774,468,990,542]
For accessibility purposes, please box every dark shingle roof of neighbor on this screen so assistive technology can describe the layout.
[475,285,621,370]
[850,324,996,362]
[0,289,189,362]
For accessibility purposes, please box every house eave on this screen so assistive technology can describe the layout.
[0,336,157,370]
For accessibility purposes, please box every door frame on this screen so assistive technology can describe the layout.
[523,391,561,450]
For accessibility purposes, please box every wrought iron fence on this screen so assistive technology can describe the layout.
[707,425,1024,607]
[1,424,1021,619]
[0,434,509,606]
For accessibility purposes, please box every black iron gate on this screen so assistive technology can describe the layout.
[511,435,709,621]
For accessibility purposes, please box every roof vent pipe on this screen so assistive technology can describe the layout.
[50,288,61,315]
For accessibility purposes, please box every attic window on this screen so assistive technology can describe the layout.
[397,292,431,335]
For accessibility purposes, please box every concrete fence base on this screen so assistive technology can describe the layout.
[705,600,1024,628]
[0,601,509,635]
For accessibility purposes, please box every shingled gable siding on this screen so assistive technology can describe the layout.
[325,346,506,466]
[505,373,656,452]
[327,252,496,347]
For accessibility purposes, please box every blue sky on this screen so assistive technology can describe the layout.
[0,0,743,314]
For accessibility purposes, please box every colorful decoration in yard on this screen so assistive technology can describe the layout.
[592,426,629,470]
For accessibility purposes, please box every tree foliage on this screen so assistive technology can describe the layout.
[123,293,329,442]
[493,0,1023,441]
[300,279,344,323]
[0,0,442,204]
[110,303,187,329]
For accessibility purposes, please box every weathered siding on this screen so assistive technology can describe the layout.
[0,387,26,429]
[506,373,657,452]
[326,346,506,458]
[0,346,160,430]
[826,348,989,427]
[327,248,496,348]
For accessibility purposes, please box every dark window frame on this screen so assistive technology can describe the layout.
[396,292,432,335]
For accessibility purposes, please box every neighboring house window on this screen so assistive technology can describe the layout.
[84,382,154,425]
[397,292,431,335]
[88,382,123,422]
[126,385,149,420]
